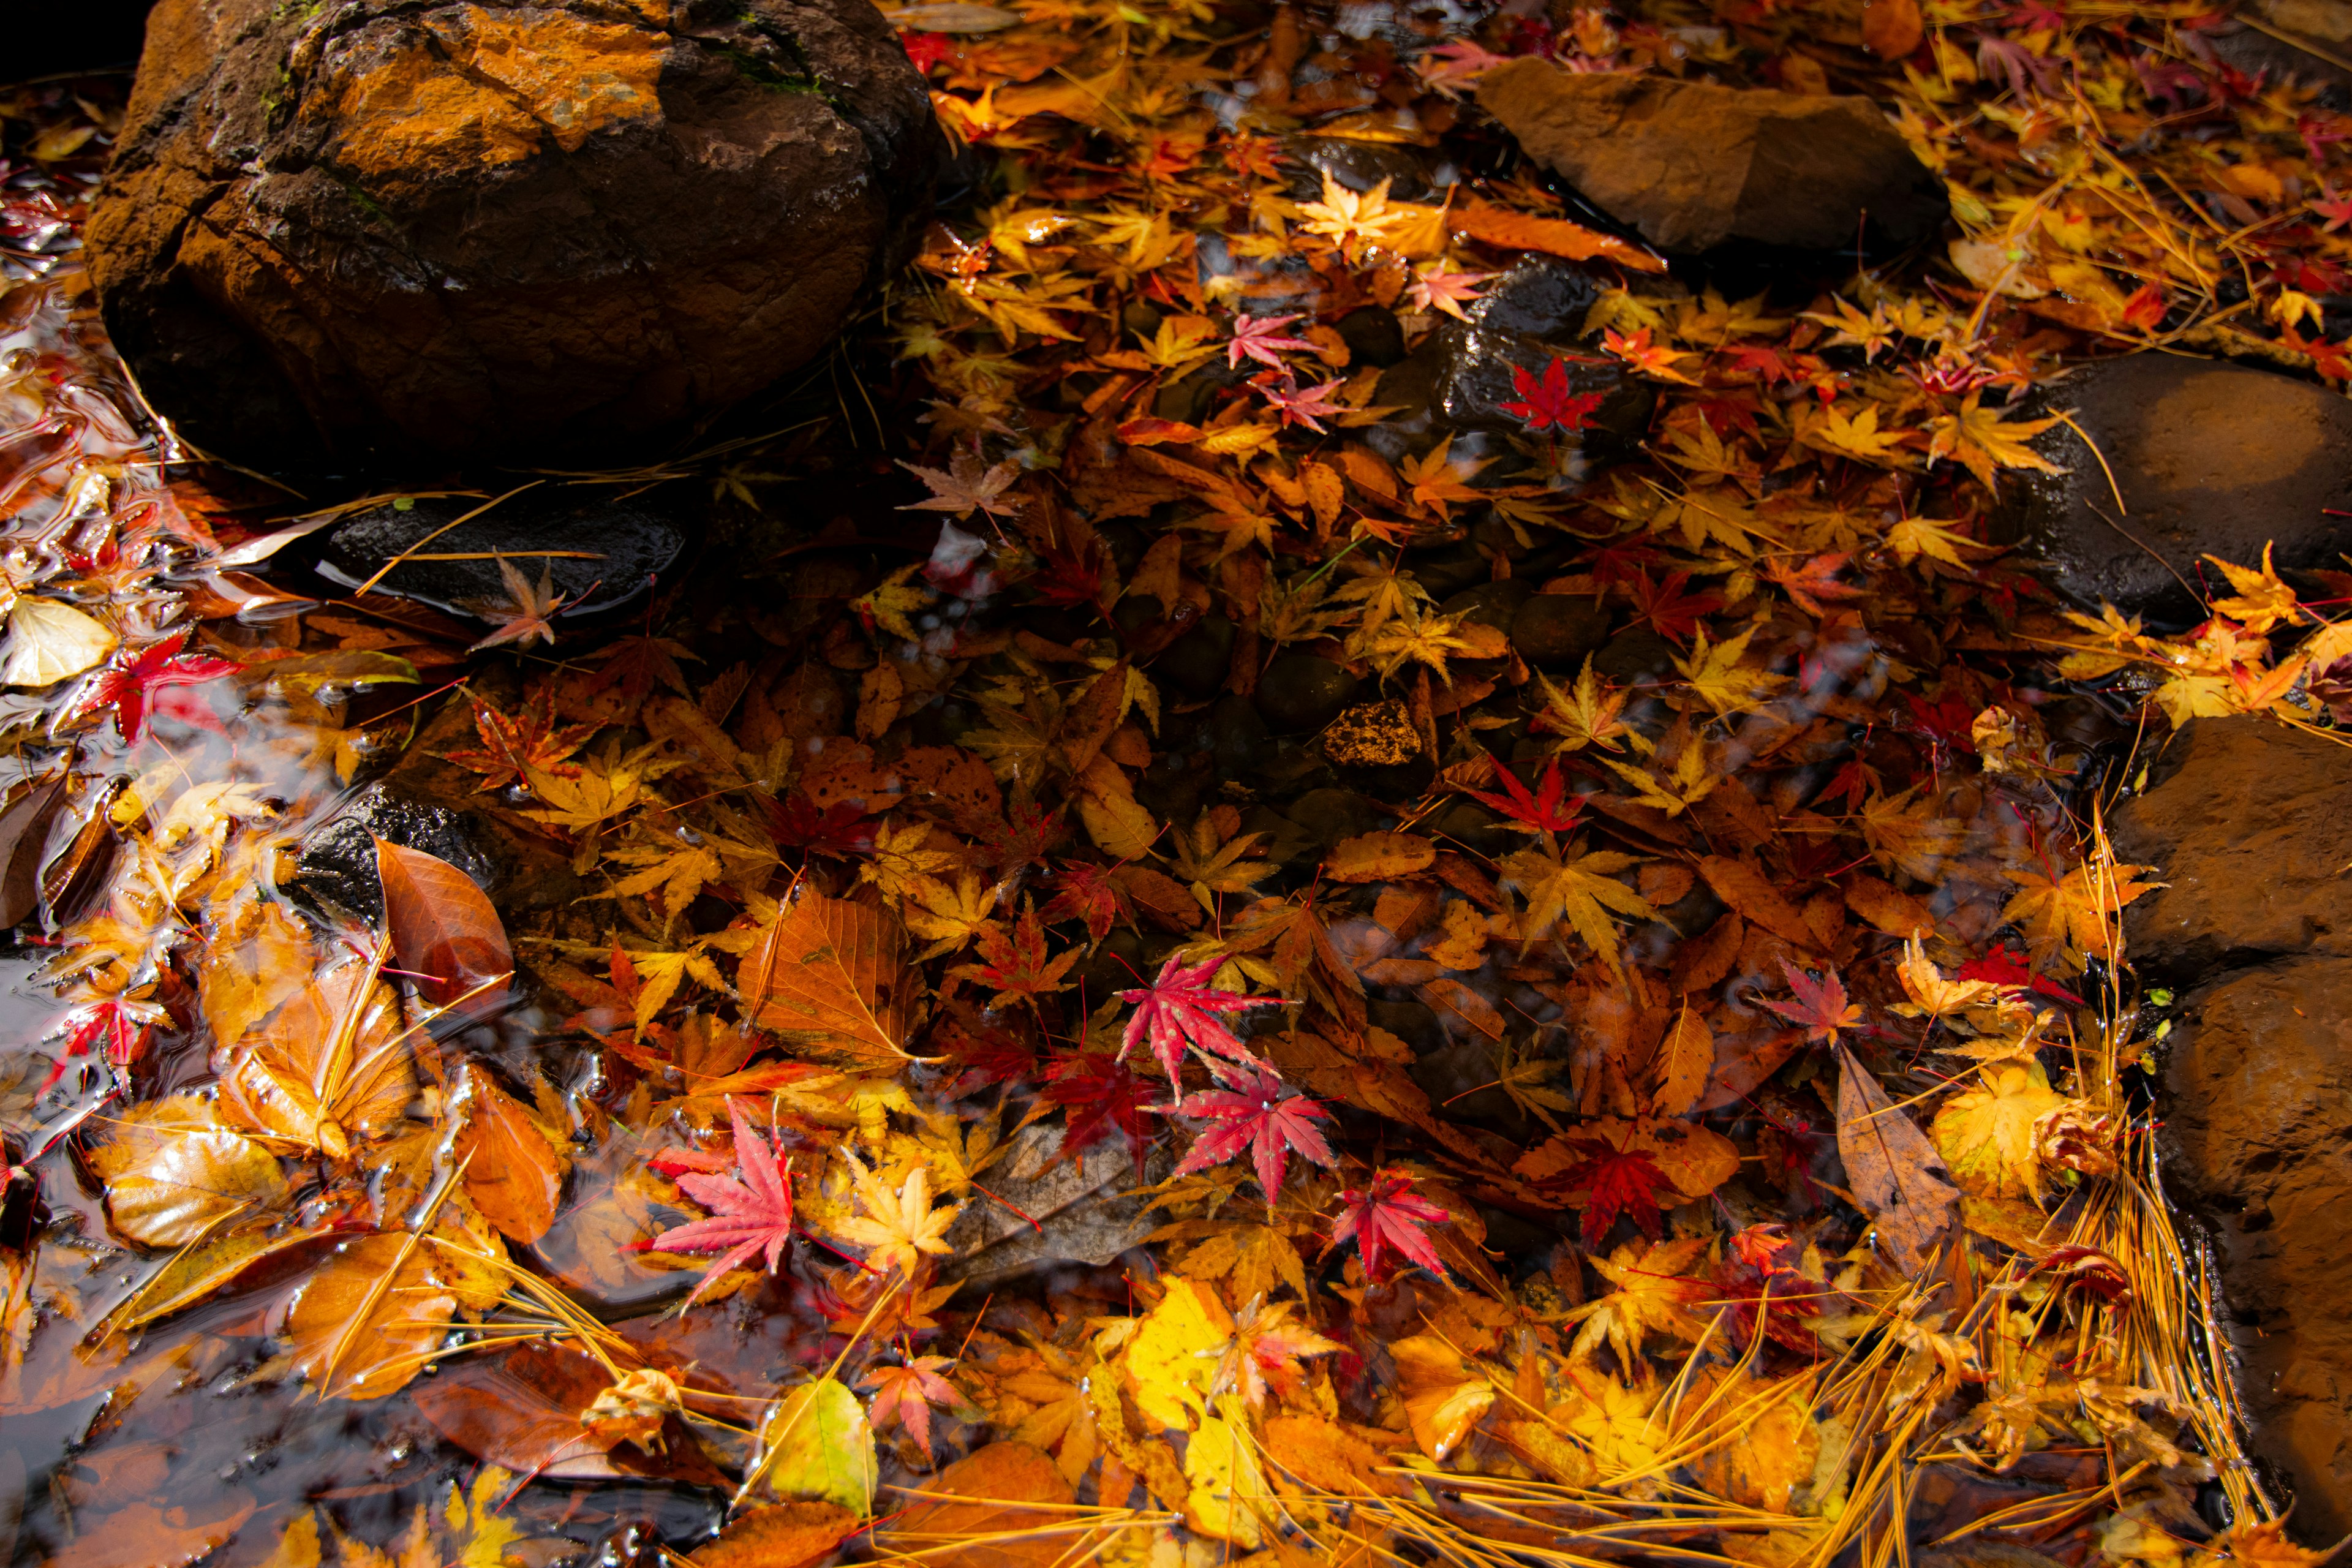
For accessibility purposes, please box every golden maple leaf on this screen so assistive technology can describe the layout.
[832,1149,960,1281]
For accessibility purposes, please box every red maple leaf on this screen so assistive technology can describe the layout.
[1115,952,1282,1082]
[953,903,1079,1009]
[1622,568,1722,646]
[1040,860,1132,942]
[1042,1049,1159,1158]
[1954,944,2084,1005]
[1558,1135,1668,1246]
[1711,1254,1822,1355]
[765,792,879,859]
[1028,536,1112,611]
[442,691,595,793]
[1759,957,1863,1046]
[1463,755,1587,835]
[638,1098,796,1305]
[1226,312,1317,370]
[1329,1167,1447,1281]
[1255,371,1351,433]
[858,1356,967,1461]
[899,29,956,73]
[1498,356,1606,434]
[39,996,167,1093]
[1166,1060,1336,1201]
[77,631,241,743]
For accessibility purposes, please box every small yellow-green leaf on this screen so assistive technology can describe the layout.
[747,1376,878,1516]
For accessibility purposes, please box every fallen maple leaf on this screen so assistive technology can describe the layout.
[1760,957,1864,1047]
[1555,1133,1670,1246]
[1463,755,1587,835]
[899,445,1024,522]
[1115,951,1282,1082]
[1329,1167,1447,1281]
[76,630,241,742]
[1226,312,1316,369]
[833,1150,960,1280]
[858,1355,968,1461]
[640,1097,796,1306]
[1167,1059,1337,1201]
[1498,356,1606,433]
[466,558,569,652]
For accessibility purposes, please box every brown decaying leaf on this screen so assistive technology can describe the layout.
[221,949,418,1162]
[454,1065,568,1243]
[375,835,513,1011]
[1834,1043,1961,1276]
[875,1442,1074,1568]
[741,891,917,1066]
[284,1231,458,1400]
[88,1092,287,1248]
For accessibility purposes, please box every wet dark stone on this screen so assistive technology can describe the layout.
[320,488,688,622]
[1208,695,1270,775]
[1393,257,1657,444]
[1439,579,1534,633]
[1280,135,1436,202]
[1479,59,1947,254]
[2112,714,2352,1540]
[1991,356,2352,628]
[288,782,499,925]
[1255,654,1360,733]
[1155,612,1235,699]
[1335,306,1406,369]
[1510,593,1610,668]
[1592,627,1678,682]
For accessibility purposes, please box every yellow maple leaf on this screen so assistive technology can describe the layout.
[851,565,937,643]
[1802,401,1916,463]
[2203,545,2302,634]
[1123,1276,1234,1432]
[1926,393,2064,490]
[2000,859,2154,969]
[1932,1060,2065,1202]
[1533,658,1633,753]
[1562,1237,1713,1367]
[1499,840,1657,967]
[902,870,1001,959]
[831,1150,960,1280]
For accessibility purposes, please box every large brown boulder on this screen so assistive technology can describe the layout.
[2113,716,2352,1536]
[1476,59,1947,254]
[88,0,943,468]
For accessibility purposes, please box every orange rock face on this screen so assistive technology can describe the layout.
[88,0,943,467]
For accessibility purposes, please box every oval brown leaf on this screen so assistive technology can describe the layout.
[88,1093,287,1248]
[741,892,914,1068]
[285,1231,456,1400]
[878,1442,1073,1568]
[688,1501,861,1568]
[455,1066,568,1245]
[375,835,512,1011]
[222,955,417,1161]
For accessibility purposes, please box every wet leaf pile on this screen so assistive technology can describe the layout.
[6,1,2352,1564]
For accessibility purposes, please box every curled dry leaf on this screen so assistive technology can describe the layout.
[374,835,513,1012]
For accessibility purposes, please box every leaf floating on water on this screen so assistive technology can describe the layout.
[743,1376,877,1515]
[87,1092,288,1248]
[739,891,916,1068]
[221,949,418,1162]
[110,1222,331,1332]
[1834,1043,1960,1276]
[686,1501,861,1568]
[0,596,116,687]
[284,1231,458,1400]
[374,835,512,1012]
[875,1443,1073,1568]
[453,1066,568,1244]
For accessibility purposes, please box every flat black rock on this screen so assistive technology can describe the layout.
[1387,257,1656,443]
[319,490,688,622]
[1992,356,2352,626]
[288,782,499,925]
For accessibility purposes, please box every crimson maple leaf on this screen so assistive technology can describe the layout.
[858,1355,968,1460]
[1329,1167,1447,1281]
[1954,944,2083,1006]
[38,995,167,1093]
[638,1097,795,1305]
[1226,312,1316,369]
[1498,356,1606,434]
[1558,1135,1668,1246]
[899,29,956,73]
[1622,568,1722,645]
[1255,371,1350,432]
[442,692,594,793]
[952,903,1079,1009]
[1040,860,1133,942]
[1115,951,1282,1082]
[1027,535,1112,611]
[1167,1060,1336,1200]
[765,792,879,859]
[77,631,240,743]
[1463,756,1587,835]
[1042,1049,1159,1158]
[1760,957,1864,1046]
